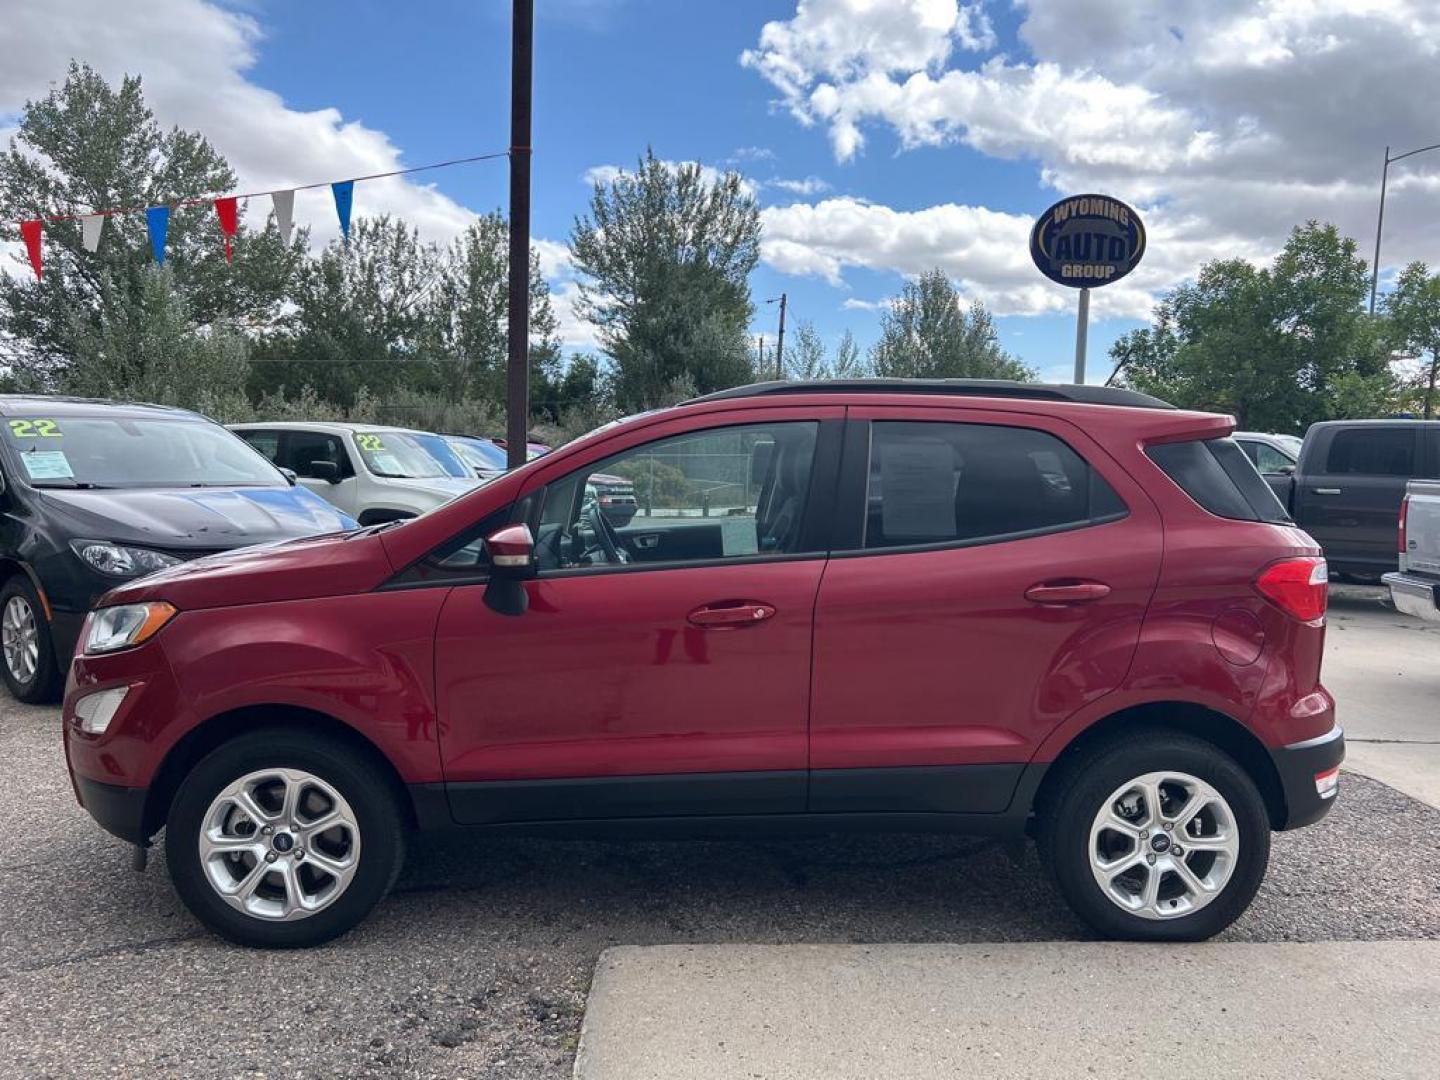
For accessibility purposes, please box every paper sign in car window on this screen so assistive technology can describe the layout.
[368,451,404,475]
[880,438,956,540]
[20,450,75,480]
[721,515,759,556]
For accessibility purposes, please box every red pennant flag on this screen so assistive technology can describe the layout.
[20,219,43,281]
[214,197,239,262]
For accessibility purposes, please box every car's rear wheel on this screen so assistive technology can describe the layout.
[0,576,60,704]
[1039,732,1270,941]
[166,729,404,948]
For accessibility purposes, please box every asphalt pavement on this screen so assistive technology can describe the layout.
[0,585,1435,1077]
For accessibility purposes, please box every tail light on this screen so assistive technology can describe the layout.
[1398,493,1410,554]
[1255,557,1328,622]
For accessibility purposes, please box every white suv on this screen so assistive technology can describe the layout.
[230,422,483,524]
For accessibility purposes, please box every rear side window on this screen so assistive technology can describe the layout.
[864,421,1127,550]
[283,431,351,480]
[238,430,280,462]
[1325,427,1415,477]
[1147,438,1290,523]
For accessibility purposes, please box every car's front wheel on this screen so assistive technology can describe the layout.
[166,729,405,948]
[1039,732,1270,941]
[0,575,60,703]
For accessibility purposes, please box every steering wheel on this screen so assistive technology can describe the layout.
[582,501,630,564]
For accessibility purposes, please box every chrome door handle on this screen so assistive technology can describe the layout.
[1314,488,1342,495]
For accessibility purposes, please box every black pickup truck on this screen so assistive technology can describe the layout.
[1256,420,1440,580]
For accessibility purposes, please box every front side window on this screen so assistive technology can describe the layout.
[1325,427,1415,477]
[282,431,349,481]
[1250,441,1295,473]
[864,421,1126,550]
[3,415,284,489]
[534,422,819,571]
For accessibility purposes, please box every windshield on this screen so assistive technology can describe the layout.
[3,414,283,489]
[448,436,507,472]
[408,433,472,479]
[352,431,451,479]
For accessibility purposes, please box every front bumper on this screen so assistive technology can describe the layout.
[73,774,149,844]
[1383,571,1440,623]
[1269,724,1345,829]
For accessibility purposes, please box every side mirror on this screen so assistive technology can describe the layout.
[1277,463,1296,476]
[484,523,535,616]
[279,467,299,486]
[307,460,341,484]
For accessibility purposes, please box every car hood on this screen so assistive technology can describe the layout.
[102,529,394,611]
[378,477,483,503]
[37,485,357,549]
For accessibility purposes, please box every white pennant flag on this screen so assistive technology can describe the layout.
[271,189,295,245]
[80,214,104,252]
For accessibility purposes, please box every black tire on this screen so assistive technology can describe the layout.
[1038,731,1270,942]
[165,728,405,948]
[0,575,61,704]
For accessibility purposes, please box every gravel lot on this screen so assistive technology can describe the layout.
[2,684,1437,1079]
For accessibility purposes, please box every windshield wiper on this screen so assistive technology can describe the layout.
[31,481,110,489]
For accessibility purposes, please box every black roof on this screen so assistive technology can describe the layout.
[684,379,1175,410]
[0,395,199,419]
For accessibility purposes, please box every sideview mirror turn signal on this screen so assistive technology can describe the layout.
[484,523,535,615]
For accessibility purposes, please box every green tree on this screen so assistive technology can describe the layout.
[870,269,1032,380]
[0,63,297,385]
[787,320,828,379]
[832,329,867,378]
[426,213,562,410]
[570,149,760,409]
[251,216,446,406]
[1384,261,1440,418]
[1118,222,1395,430]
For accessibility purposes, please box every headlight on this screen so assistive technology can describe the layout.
[84,602,177,654]
[71,540,183,578]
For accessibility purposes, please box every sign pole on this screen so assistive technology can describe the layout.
[1073,286,1090,384]
[505,0,534,470]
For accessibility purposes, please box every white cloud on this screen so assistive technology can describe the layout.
[766,176,832,196]
[0,0,487,250]
[841,297,885,311]
[743,0,1440,312]
[760,196,1270,320]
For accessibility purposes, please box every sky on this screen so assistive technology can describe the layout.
[3,0,1440,384]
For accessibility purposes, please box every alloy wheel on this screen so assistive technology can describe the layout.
[2,595,39,686]
[199,767,362,921]
[1088,770,1240,920]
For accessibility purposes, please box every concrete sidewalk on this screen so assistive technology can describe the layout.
[575,941,1440,1079]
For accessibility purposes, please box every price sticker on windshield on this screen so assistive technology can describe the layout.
[19,450,74,480]
[356,434,387,452]
[7,418,62,439]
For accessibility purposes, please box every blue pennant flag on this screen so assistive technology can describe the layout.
[331,180,354,243]
[146,206,170,265]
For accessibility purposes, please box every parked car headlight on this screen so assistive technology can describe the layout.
[71,540,183,577]
[84,602,177,654]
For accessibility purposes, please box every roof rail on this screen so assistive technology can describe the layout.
[683,378,1174,410]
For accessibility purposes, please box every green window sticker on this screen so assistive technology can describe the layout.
[356,434,387,452]
[7,418,62,439]
[20,450,74,480]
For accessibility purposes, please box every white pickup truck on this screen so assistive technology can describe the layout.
[1384,479,1440,622]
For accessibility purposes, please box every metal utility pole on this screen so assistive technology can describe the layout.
[768,294,788,380]
[1370,141,1440,315]
[1073,287,1090,384]
[505,0,534,470]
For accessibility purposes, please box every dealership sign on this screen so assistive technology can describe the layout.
[1029,194,1146,288]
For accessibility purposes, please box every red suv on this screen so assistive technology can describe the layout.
[63,380,1343,947]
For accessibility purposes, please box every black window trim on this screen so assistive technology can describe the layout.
[828,416,1131,558]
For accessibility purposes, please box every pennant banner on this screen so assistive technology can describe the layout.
[146,206,170,266]
[80,213,104,253]
[214,196,238,262]
[20,220,42,281]
[272,189,295,246]
[331,180,353,243]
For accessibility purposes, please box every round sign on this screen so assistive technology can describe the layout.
[1029,194,1146,288]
